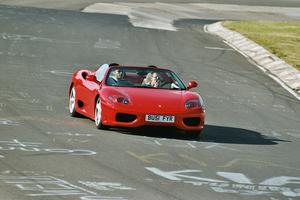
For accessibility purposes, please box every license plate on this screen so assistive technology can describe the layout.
[145,115,175,123]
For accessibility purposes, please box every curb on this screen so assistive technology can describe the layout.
[205,22,300,99]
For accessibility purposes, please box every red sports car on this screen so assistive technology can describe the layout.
[68,64,205,136]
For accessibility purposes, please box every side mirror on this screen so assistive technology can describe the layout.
[86,74,97,82]
[187,80,198,90]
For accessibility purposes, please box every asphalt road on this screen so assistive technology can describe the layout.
[0,4,300,200]
[1,0,300,10]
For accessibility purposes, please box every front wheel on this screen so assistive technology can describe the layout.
[69,87,78,117]
[95,97,108,129]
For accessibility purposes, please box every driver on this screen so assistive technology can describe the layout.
[107,68,123,85]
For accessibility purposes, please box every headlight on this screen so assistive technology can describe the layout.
[116,97,129,104]
[185,96,205,111]
[108,95,129,105]
[199,95,205,112]
[185,99,200,109]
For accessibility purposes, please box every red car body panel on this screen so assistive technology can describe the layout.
[69,66,205,132]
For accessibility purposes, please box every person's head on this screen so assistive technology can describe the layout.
[151,72,158,80]
[111,68,122,79]
[151,72,159,87]
[145,73,152,81]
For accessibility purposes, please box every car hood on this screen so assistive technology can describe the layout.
[114,87,184,113]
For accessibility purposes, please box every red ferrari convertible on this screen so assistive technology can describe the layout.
[68,64,205,136]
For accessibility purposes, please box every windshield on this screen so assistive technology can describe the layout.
[105,67,186,90]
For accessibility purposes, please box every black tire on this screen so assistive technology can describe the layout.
[69,87,79,117]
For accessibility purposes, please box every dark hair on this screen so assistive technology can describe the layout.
[148,65,157,68]
[109,63,120,67]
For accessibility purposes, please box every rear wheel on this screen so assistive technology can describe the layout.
[95,97,108,129]
[69,87,78,117]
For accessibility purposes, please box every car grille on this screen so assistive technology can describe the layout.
[183,117,200,127]
[116,113,137,123]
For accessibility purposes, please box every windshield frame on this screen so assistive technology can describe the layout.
[105,66,187,90]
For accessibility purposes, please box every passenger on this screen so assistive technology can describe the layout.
[141,73,153,86]
[151,72,160,88]
[142,72,160,87]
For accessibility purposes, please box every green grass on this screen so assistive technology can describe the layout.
[223,21,300,71]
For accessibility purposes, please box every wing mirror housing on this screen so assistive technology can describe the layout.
[187,80,198,90]
[86,74,97,82]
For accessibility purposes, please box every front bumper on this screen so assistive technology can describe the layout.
[101,103,205,131]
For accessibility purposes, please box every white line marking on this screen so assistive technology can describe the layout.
[204,46,234,51]
[19,92,30,98]
[81,196,127,200]
[271,131,282,137]
[0,119,20,126]
[217,145,241,152]
[187,143,196,148]
[217,172,253,184]
[1,33,80,44]
[0,176,97,196]
[11,139,42,147]
[154,140,162,146]
[205,144,219,149]
[146,167,225,182]
[286,132,300,138]
[79,181,136,191]
[49,70,73,76]
[31,99,40,104]
[46,105,53,111]
[94,38,121,49]
[147,167,300,197]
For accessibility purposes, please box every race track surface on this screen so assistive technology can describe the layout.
[1,0,300,9]
[0,4,300,200]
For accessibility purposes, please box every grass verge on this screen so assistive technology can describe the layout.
[223,21,300,71]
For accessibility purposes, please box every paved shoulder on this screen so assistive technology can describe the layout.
[205,22,300,100]
[82,3,300,31]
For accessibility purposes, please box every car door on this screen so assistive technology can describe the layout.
[80,75,99,118]
[81,64,109,117]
